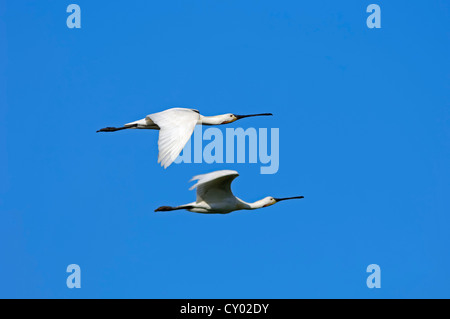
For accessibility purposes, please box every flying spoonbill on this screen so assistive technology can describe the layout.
[155,170,304,214]
[97,108,272,168]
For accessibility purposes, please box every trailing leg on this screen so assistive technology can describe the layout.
[96,124,138,133]
[154,205,194,212]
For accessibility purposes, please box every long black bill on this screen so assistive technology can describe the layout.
[274,196,304,202]
[235,113,273,120]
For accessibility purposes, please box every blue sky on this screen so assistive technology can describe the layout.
[1,0,449,298]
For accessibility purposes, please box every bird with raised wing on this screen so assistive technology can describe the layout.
[97,108,272,169]
[154,170,304,214]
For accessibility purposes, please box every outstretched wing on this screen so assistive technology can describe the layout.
[189,170,240,203]
[148,108,200,169]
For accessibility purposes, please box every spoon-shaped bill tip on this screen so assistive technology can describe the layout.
[274,196,304,202]
[235,113,273,120]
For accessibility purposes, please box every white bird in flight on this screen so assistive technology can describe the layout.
[97,108,272,168]
[155,170,304,214]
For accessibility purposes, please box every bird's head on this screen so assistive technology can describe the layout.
[262,196,304,208]
[219,113,273,124]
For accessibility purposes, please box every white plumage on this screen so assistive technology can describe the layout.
[155,170,304,214]
[97,107,272,169]
[148,108,199,169]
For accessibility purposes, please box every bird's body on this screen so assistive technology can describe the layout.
[155,170,304,214]
[97,108,272,168]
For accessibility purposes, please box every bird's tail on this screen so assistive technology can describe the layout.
[96,124,138,133]
[154,205,194,212]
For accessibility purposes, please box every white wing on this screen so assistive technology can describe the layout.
[148,108,200,169]
[189,170,239,203]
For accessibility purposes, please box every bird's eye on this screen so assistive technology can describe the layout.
[230,115,233,117]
